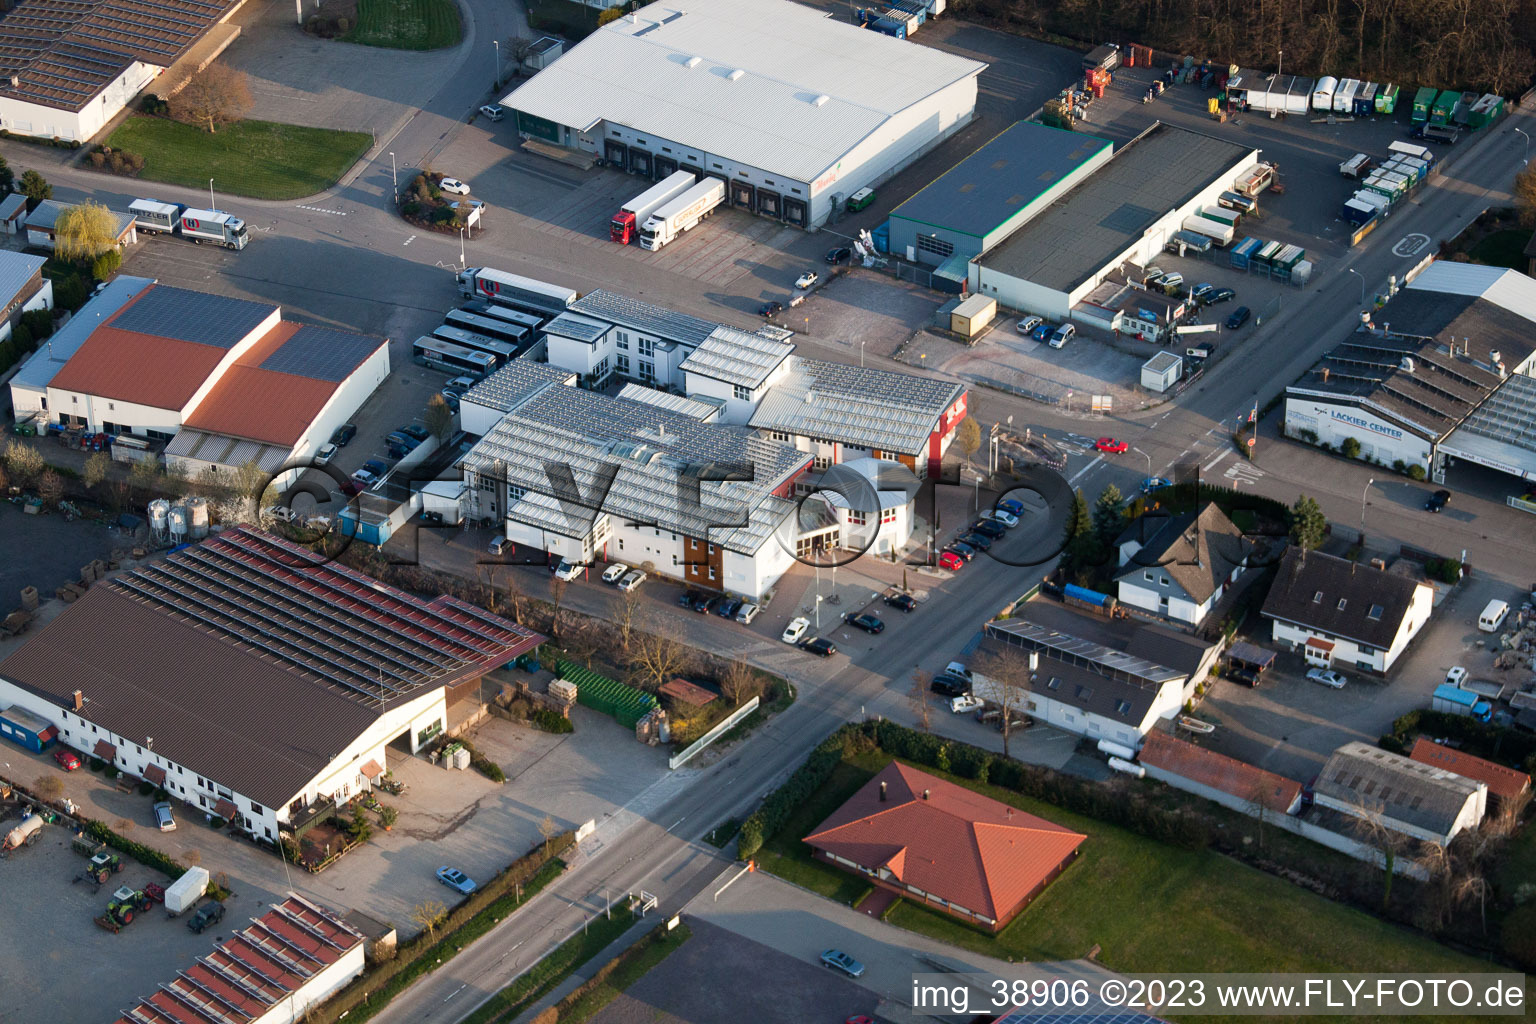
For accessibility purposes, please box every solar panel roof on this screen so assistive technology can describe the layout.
[258,325,384,382]
[108,285,276,349]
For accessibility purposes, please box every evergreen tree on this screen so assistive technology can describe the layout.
[1289,495,1328,550]
[1092,483,1126,545]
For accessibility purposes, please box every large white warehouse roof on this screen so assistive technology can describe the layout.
[501,0,986,182]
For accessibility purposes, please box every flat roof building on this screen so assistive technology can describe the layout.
[889,121,1113,265]
[969,123,1257,319]
[500,0,985,228]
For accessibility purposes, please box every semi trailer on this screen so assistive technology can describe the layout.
[638,177,726,251]
[611,170,696,244]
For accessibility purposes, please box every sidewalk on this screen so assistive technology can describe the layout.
[508,916,667,1024]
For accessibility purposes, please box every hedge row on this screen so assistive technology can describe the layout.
[1382,710,1536,773]
[307,832,576,1024]
[542,920,693,1024]
[85,818,186,880]
[736,729,847,859]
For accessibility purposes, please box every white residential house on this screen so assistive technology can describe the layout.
[1261,548,1434,673]
[1114,502,1253,627]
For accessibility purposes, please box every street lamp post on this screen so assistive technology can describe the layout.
[459,227,466,269]
[493,40,500,89]
[389,151,397,204]
[1133,446,1151,482]
[208,179,215,211]
[1347,267,1365,305]
[1360,477,1375,538]
[1515,127,1530,165]
[859,339,865,368]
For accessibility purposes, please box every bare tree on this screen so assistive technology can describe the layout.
[37,469,63,509]
[424,394,454,444]
[411,899,447,941]
[3,440,44,487]
[1454,873,1492,934]
[909,669,933,733]
[973,649,1031,760]
[548,577,567,642]
[170,65,252,134]
[719,659,761,706]
[1348,799,1409,909]
[82,451,110,491]
[34,774,63,802]
[503,571,525,624]
[538,813,561,853]
[955,416,981,466]
[613,585,642,654]
[628,618,687,691]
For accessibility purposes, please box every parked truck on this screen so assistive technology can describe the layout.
[610,170,696,244]
[638,177,726,251]
[179,208,249,250]
[1432,683,1491,722]
[163,866,209,917]
[2,814,43,854]
[129,198,186,234]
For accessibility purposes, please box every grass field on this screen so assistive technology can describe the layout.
[757,750,1494,987]
[344,0,462,50]
[1469,229,1533,270]
[106,116,373,201]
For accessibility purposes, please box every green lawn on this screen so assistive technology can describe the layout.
[344,0,462,50]
[1469,229,1533,270]
[757,751,1494,986]
[105,116,372,201]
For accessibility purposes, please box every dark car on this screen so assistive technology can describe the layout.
[997,497,1026,516]
[1206,287,1236,304]
[799,637,837,657]
[759,301,783,318]
[691,592,717,613]
[385,430,420,451]
[944,541,977,562]
[1425,489,1451,513]
[331,423,357,447]
[400,424,430,443]
[420,510,445,526]
[1224,306,1251,330]
[930,674,969,698]
[1226,665,1262,687]
[957,531,993,551]
[843,612,885,634]
[971,519,1007,539]
[824,246,852,264]
[187,902,225,934]
[883,593,917,612]
[716,597,744,619]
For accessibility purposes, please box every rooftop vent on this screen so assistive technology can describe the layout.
[727,68,744,81]
[1399,356,1415,372]
[812,93,829,106]
[685,56,701,68]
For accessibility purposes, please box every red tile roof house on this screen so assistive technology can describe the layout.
[803,762,1085,932]
[1138,730,1304,816]
[1409,737,1532,806]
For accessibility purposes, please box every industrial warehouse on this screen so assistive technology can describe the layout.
[0,527,543,843]
[967,122,1258,319]
[499,0,986,228]
[1284,261,1536,485]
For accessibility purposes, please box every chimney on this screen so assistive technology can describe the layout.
[1028,650,1039,672]
[879,781,887,802]
[1320,367,1330,382]
[72,690,83,711]
[922,789,930,800]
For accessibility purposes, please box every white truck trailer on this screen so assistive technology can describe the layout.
[163,866,210,916]
[178,208,249,250]
[611,170,696,244]
[129,198,186,234]
[639,177,726,251]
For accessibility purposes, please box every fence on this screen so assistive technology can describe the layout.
[669,696,759,770]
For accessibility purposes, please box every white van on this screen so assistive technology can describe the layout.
[1477,599,1509,633]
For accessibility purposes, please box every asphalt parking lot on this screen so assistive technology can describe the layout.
[0,501,126,616]
[0,816,234,1021]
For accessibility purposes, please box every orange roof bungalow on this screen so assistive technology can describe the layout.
[1138,730,1304,815]
[803,762,1085,932]
[1409,737,1532,805]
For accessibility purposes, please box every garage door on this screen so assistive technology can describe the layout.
[655,155,679,179]
[756,188,781,219]
[603,140,628,167]
[782,197,808,227]
[628,148,653,177]
[731,180,755,209]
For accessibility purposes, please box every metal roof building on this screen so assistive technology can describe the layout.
[1314,741,1487,845]
[499,0,985,228]
[0,527,542,841]
[970,123,1257,319]
[0,0,243,143]
[889,121,1113,266]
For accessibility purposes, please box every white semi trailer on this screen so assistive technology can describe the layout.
[639,178,726,251]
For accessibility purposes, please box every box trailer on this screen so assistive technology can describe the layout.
[610,170,696,244]
[1388,140,1434,164]
[179,208,248,250]
[1432,683,1491,722]
[1339,153,1372,178]
[1199,205,1240,228]
[1333,79,1360,113]
[1312,76,1338,111]
[163,867,209,916]
[1234,163,1276,197]
[128,198,185,234]
[639,177,726,251]
[1167,229,1214,254]
[1341,198,1378,226]
[1351,190,1391,216]
[1186,217,1234,246]
[1217,191,1257,214]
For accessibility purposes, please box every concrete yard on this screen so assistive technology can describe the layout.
[0,502,127,617]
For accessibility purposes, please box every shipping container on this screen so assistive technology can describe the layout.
[1429,89,1458,125]
[1333,79,1360,113]
[1410,86,1437,124]
[1355,82,1378,115]
[1254,241,1283,267]
[0,705,57,753]
[1230,236,1262,269]
[1312,76,1338,111]
[1339,153,1372,178]
[1388,140,1434,164]
[1374,83,1399,114]
[1341,198,1378,225]
[1351,190,1391,216]
[1199,205,1240,228]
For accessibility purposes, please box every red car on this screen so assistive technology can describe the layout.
[1095,437,1129,454]
[938,550,964,572]
[53,749,82,771]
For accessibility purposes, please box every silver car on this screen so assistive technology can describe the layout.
[617,569,647,592]
[153,801,177,832]
[735,602,760,624]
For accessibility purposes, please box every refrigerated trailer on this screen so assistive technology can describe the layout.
[610,170,696,244]
[179,208,248,249]
[456,267,578,318]
[639,177,726,251]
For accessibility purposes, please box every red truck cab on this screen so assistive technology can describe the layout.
[610,211,637,244]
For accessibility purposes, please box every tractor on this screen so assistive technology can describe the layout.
[94,887,151,933]
[74,851,123,889]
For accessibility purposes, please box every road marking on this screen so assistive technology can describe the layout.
[444,983,468,1002]
[296,204,347,216]
[1393,233,1429,257]
[1203,449,1233,474]
[403,234,417,247]
[1224,462,1264,486]
[665,816,686,833]
[1068,455,1104,484]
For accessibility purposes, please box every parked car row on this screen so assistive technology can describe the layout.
[678,588,761,624]
[938,500,1026,572]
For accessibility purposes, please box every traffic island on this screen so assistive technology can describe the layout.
[103,115,373,201]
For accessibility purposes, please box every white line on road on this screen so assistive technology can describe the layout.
[403,234,417,246]
[665,816,687,833]
[1068,455,1104,484]
[444,984,467,1002]
[1203,449,1233,475]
